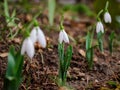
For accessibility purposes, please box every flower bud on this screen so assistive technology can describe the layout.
[104,12,112,23]
[30,26,46,48]
[59,30,69,43]
[96,21,104,33]
[21,37,35,59]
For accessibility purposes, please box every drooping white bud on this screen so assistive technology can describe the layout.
[104,12,112,23]
[30,28,37,43]
[37,27,46,48]
[59,30,64,43]
[62,30,69,43]
[21,37,35,59]
[96,21,104,33]
[59,30,69,43]
[30,26,46,48]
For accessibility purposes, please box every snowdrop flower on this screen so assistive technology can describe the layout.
[30,26,46,48]
[96,21,104,33]
[104,12,112,23]
[21,37,35,59]
[59,29,69,43]
[30,28,37,43]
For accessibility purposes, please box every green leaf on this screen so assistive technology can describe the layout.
[7,9,16,27]
[48,0,56,25]
[58,43,64,80]
[6,46,15,80]
[4,0,9,19]
[4,46,24,90]
[86,31,92,50]
[63,4,94,16]
[64,45,72,71]
[86,30,96,70]
[87,47,94,70]
[63,45,72,83]
[97,31,104,52]
[58,43,72,86]
[14,52,24,78]
[107,81,117,88]
[74,4,94,16]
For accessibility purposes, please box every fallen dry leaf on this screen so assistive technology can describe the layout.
[59,86,70,90]
[0,52,8,58]
[118,61,120,65]
[78,49,86,57]
[79,72,85,77]
[93,56,98,62]
[13,38,21,43]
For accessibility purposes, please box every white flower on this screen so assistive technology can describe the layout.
[59,30,69,43]
[104,12,112,23]
[21,37,35,59]
[30,26,46,48]
[96,21,104,33]
[30,28,37,43]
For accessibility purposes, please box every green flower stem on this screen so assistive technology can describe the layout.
[60,15,64,30]
[97,10,103,21]
[34,19,39,27]
[105,1,109,11]
[97,32,104,52]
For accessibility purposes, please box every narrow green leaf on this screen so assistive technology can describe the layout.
[97,31,104,52]
[58,43,64,80]
[64,45,72,71]
[4,46,24,90]
[14,52,24,78]
[107,81,117,88]
[6,46,15,80]
[4,0,9,19]
[86,30,96,70]
[48,0,56,25]
[86,31,92,50]
[8,9,16,26]
[58,43,72,86]
[88,48,93,70]
[109,31,115,54]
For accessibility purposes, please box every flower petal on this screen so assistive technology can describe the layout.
[26,37,35,59]
[21,38,27,55]
[104,12,111,23]
[96,22,100,33]
[99,22,104,33]
[37,27,46,48]
[96,22,104,33]
[59,30,64,43]
[30,28,37,43]
[62,30,69,43]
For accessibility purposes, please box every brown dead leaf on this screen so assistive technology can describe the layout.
[13,38,21,43]
[118,61,120,65]
[79,72,85,77]
[77,23,86,29]
[26,14,32,21]
[93,56,98,62]
[59,86,69,90]
[0,53,8,58]
[78,49,86,57]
